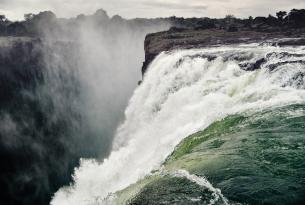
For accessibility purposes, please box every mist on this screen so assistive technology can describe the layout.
[0,9,169,204]
[57,9,170,157]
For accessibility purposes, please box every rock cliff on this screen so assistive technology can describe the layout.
[142,28,305,75]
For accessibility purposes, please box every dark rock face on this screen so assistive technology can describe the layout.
[0,38,91,205]
[0,38,43,103]
[240,58,267,71]
[0,38,50,204]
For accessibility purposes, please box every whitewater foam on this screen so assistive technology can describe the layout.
[165,169,229,205]
[51,44,305,204]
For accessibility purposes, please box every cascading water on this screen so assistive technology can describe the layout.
[51,44,305,205]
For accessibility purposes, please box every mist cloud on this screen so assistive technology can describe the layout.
[0,12,170,204]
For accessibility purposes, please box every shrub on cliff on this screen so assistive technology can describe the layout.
[288,9,305,27]
[266,15,279,26]
[195,18,216,30]
[6,22,27,36]
[24,11,58,36]
[276,11,287,21]
[227,25,238,32]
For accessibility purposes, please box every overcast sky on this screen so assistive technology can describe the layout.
[1,0,305,20]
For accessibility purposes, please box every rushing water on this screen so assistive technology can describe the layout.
[52,44,305,204]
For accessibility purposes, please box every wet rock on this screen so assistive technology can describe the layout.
[268,60,305,71]
[240,58,267,71]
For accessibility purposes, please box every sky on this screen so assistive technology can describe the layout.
[0,0,305,20]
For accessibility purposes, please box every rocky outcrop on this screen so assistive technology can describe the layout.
[142,28,305,75]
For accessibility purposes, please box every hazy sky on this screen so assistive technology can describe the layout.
[1,0,305,20]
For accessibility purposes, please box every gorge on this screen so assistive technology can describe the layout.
[0,8,305,205]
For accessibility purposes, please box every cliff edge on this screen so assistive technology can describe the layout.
[142,28,305,75]
[142,8,305,75]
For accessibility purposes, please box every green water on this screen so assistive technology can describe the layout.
[121,104,305,205]
[128,176,219,205]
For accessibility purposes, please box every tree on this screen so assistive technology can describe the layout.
[267,14,278,26]
[246,16,254,27]
[94,9,109,20]
[225,14,235,24]
[0,15,6,22]
[287,9,305,27]
[276,11,287,21]
[24,13,34,21]
[76,14,86,21]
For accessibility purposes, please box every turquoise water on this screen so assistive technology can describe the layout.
[127,104,305,204]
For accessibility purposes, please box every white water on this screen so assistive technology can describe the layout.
[165,169,229,205]
[51,45,305,205]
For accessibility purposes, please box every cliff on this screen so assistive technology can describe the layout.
[141,8,305,75]
[0,37,87,204]
[142,28,305,75]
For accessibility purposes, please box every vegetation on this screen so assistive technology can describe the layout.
[0,8,305,37]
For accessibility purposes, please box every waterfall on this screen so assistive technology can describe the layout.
[51,44,305,205]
